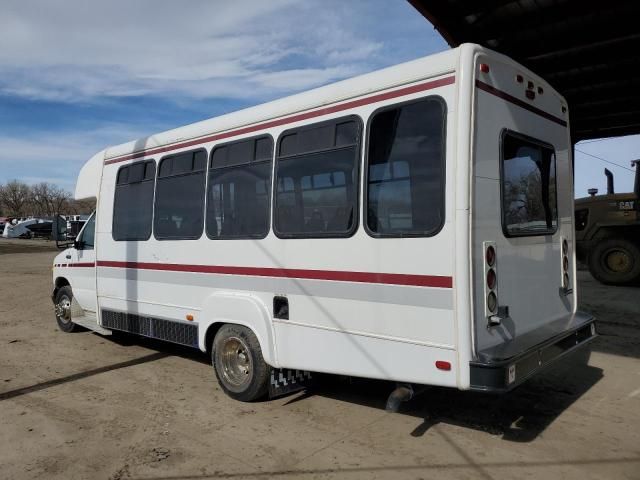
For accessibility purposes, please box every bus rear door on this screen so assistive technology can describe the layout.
[469,54,594,390]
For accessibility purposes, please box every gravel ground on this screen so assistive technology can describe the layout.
[0,238,639,480]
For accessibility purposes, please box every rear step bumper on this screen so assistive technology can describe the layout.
[470,311,596,392]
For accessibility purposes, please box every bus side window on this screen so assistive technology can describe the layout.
[365,97,446,237]
[113,160,156,241]
[274,116,362,238]
[206,135,273,240]
[154,150,207,240]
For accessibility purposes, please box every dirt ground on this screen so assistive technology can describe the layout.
[0,238,639,480]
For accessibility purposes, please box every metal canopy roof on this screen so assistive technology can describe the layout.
[408,0,640,141]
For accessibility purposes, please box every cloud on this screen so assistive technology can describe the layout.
[0,0,448,191]
[0,0,437,103]
[0,124,155,191]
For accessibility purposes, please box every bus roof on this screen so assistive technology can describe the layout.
[75,43,565,200]
[103,47,460,162]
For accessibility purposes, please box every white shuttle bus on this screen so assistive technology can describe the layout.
[52,44,595,406]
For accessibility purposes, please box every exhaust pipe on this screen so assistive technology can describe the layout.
[604,168,614,194]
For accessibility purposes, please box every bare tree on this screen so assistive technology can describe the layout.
[29,182,52,216]
[0,180,31,216]
[68,198,96,215]
[49,184,72,215]
[0,180,92,217]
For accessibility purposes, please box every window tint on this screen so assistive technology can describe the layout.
[501,131,557,236]
[206,136,273,239]
[78,213,95,249]
[274,118,361,237]
[113,160,155,241]
[366,98,446,236]
[154,150,206,240]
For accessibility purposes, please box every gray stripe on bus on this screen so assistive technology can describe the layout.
[98,267,454,310]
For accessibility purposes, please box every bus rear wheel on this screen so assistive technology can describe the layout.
[211,324,269,402]
[588,238,640,285]
[54,286,76,333]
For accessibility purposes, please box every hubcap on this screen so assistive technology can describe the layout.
[55,296,72,324]
[219,336,252,391]
[605,249,632,273]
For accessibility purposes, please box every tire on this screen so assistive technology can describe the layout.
[54,285,76,333]
[588,237,640,285]
[211,324,270,402]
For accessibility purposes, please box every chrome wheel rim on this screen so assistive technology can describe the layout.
[55,295,72,324]
[219,336,252,392]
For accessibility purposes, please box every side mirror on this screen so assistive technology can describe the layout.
[52,214,74,249]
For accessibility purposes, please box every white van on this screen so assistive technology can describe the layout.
[52,44,595,406]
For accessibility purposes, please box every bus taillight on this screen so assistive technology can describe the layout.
[483,242,499,323]
[486,245,496,267]
[561,238,571,292]
[487,268,497,290]
[487,291,498,313]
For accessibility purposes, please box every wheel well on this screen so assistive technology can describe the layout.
[204,322,225,355]
[53,277,70,297]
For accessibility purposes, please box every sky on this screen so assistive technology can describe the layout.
[0,0,637,197]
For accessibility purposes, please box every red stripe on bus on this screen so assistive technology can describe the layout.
[96,260,453,289]
[104,75,456,165]
[58,262,95,268]
[476,80,567,127]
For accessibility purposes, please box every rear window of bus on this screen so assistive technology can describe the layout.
[500,131,558,237]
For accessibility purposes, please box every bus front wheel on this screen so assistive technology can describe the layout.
[211,324,270,402]
[54,286,76,333]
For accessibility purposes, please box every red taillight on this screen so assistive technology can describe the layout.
[486,245,496,267]
[487,268,497,290]
[435,361,451,371]
[526,90,535,100]
[479,63,490,73]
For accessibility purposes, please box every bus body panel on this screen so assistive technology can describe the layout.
[93,73,460,387]
[471,52,576,355]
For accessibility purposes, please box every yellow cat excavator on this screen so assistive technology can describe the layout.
[575,160,640,285]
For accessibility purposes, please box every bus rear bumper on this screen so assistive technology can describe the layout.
[469,311,596,392]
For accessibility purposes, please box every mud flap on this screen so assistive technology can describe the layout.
[269,368,313,398]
